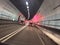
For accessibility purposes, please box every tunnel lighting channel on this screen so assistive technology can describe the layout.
[26,1,30,20]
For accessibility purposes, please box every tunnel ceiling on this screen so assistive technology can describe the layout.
[10,0,44,20]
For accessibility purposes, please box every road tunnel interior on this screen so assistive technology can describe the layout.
[0,0,60,45]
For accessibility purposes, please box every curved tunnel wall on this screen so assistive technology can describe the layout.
[40,7,60,29]
[0,0,20,21]
[38,0,60,29]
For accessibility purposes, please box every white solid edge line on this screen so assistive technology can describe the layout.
[1,26,24,43]
[0,22,29,43]
[0,30,18,41]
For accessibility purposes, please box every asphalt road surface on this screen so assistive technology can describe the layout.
[0,25,57,45]
[0,24,23,38]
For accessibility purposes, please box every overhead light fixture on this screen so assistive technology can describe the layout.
[26,1,30,20]
[27,6,29,8]
[13,19,15,21]
[26,1,28,5]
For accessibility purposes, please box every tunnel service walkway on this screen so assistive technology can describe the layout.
[36,25,60,45]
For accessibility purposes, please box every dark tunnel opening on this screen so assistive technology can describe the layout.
[10,0,44,20]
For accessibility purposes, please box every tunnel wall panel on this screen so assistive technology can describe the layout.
[0,0,20,21]
[41,7,60,29]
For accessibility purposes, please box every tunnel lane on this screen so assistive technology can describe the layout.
[0,26,57,45]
